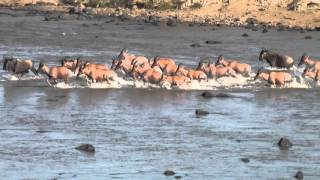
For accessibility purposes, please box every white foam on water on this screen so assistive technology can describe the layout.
[1,74,42,81]
[0,70,315,90]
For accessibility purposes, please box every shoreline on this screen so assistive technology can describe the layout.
[1,4,320,32]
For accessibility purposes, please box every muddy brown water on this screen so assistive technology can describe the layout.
[0,8,320,179]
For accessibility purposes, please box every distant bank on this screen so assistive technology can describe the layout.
[1,0,320,30]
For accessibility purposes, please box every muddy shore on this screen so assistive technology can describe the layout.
[2,4,320,31]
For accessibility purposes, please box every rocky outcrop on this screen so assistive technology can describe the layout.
[0,0,59,6]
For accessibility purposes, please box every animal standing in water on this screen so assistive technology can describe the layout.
[254,68,293,87]
[3,56,37,78]
[215,55,251,76]
[302,67,320,82]
[298,53,320,70]
[259,48,294,69]
[37,62,71,85]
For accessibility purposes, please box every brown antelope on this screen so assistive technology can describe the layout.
[115,59,134,75]
[215,55,251,76]
[302,67,320,81]
[151,56,176,69]
[197,61,236,79]
[77,63,117,83]
[130,62,162,84]
[298,53,320,70]
[161,63,180,75]
[61,57,79,72]
[37,63,70,85]
[254,68,293,86]
[175,64,207,80]
[161,74,191,87]
[81,61,109,70]
[118,48,149,66]
[117,48,135,63]
[259,48,294,69]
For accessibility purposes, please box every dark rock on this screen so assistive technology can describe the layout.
[201,91,233,98]
[75,144,95,153]
[245,18,259,25]
[304,36,312,39]
[277,25,286,31]
[278,137,292,150]
[164,170,175,176]
[242,33,249,37]
[174,176,182,179]
[105,19,115,23]
[188,23,194,27]
[251,28,258,31]
[166,19,175,27]
[151,21,159,26]
[295,171,303,180]
[245,25,252,29]
[240,158,250,163]
[36,130,49,133]
[195,109,209,116]
[262,29,268,33]
[205,40,222,45]
[315,27,320,31]
[190,43,201,47]
[44,14,60,21]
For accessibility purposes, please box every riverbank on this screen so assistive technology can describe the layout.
[1,2,320,31]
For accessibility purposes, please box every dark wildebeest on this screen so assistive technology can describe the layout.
[3,56,38,78]
[259,49,294,69]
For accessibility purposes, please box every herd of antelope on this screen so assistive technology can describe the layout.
[2,48,320,88]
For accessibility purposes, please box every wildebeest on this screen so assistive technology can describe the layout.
[259,48,294,69]
[298,53,320,70]
[3,56,37,78]
[215,55,251,76]
[254,68,293,86]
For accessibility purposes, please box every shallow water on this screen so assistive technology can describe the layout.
[0,8,320,179]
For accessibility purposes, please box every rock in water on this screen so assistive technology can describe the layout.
[242,33,249,37]
[205,40,222,45]
[240,158,250,163]
[190,43,201,47]
[195,109,209,116]
[201,91,233,98]
[295,171,303,180]
[278,137,292,150]
[75,144,95,153]
[164,170,175,176]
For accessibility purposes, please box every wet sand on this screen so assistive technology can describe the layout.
[0,8,320,179]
